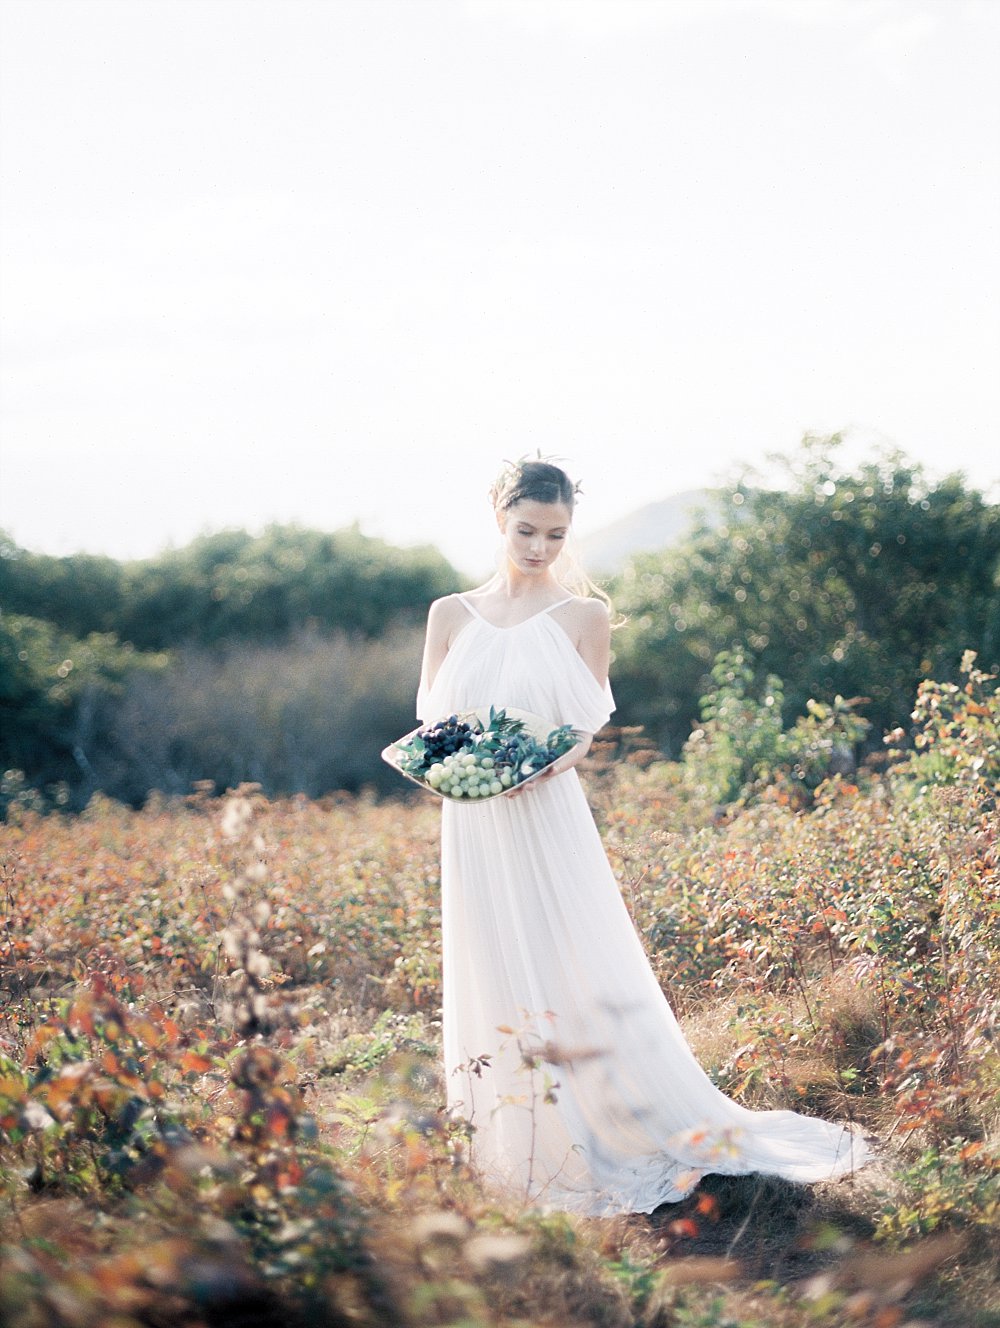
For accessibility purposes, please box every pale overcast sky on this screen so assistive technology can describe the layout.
[1,0,998,577]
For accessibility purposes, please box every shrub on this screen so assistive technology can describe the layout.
[681,649,870,807]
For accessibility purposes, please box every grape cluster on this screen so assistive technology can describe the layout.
[492,740,521,768]
[491,732,572,776]
[416,715,476,764]
[426,751,509,798]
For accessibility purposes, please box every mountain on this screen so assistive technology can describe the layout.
[578,488,724,575]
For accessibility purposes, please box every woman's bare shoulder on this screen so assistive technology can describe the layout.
[427,593,471,627]
[563,595,611,623]
[555,595,611,641]
[579,594,611,618]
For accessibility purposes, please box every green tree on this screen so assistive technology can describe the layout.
[0,533,127,636]
[0,524,464,649]
[0,612,166,806]
[611,437,1000,752]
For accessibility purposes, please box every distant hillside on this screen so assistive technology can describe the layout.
[579,488,725,574]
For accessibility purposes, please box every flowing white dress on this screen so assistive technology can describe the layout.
[417,594,868,1216]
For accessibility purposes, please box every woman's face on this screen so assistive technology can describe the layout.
[499,498,573,576]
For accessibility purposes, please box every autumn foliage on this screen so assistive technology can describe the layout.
[1,661,998,1326]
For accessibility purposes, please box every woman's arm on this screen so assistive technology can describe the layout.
[574,597,612,688]
[419,595,465,694]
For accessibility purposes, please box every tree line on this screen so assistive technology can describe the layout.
[609,438,1000,758]
[0,526,463,809]
[0,524,459,647]
[2,437,998,812]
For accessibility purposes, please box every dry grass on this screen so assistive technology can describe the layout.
[1,752,998,1326]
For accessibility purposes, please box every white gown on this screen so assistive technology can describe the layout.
[417,594,869,1216]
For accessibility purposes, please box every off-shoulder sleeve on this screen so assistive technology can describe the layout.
[557,666,616,734]
[416,651,461,724]
[415,669,442,725]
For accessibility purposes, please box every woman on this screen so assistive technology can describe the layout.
[417,459,869,1215]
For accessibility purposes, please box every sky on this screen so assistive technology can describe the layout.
[1,0,998,578]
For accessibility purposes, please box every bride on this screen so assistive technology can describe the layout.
[416,458,869,1216]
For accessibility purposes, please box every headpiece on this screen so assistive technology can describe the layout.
[489,453,582,512]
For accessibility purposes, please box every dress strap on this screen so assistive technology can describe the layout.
[456,594,485,621]
[456,593,575,625]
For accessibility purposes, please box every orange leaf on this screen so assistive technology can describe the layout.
[873,1308,904,1328]
[180,1050,213,1074]
[25,1023,63,1064]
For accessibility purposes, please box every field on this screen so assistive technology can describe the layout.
[1,673,998,1327]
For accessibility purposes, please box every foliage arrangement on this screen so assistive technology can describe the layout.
[1,656,998,1325]
[389,708,579,799]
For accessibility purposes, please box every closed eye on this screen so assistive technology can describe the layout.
[517,527,566,539]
